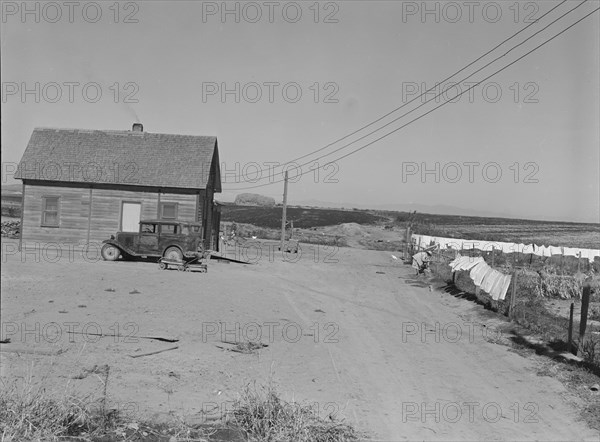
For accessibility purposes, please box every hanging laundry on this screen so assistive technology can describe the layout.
[522,244,535,254]
[462,241,479,250]
[437,237,452,249]
[414,233,599,263]
[580,249,600,262]
[499,275,512,300]
[500,242,515,253]
[491,274,512,301]
[419,235,432,247]
[563,247,580,257]
[470,262,492,286]
[481,268,502,294]
[549,246,563,255]
[448,255,485,272]
[486,272,505,299]
[481,242,501,253]
[445,239,463,250]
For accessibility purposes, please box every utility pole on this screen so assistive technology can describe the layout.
[280,171,288,251]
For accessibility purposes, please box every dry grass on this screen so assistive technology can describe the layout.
[1,367,362,442]
[0,377,111,441]
[230,382,363,442]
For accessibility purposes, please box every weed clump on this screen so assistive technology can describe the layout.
[231,382,363,442]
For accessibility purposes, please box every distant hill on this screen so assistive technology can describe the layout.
[234,193,276,207]
[292,199,504,219]
[1,184,22,194]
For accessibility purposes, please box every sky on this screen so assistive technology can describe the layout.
[1,0,599,223]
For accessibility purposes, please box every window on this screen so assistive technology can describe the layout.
[160,202,178,220]
[141,223,156,233]
[41,196,60,227]
[161,224,177,234]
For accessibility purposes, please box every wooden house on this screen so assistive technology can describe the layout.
[15,124,222,251]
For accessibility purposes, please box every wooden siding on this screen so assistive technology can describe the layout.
[212,205,221,251]
[196,190,206,224]
[204,187,214,248]
[21,183,200,247]
[22,184,89,245]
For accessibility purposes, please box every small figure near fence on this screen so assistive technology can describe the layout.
[412,250,433,276]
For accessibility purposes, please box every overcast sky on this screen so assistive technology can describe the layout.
[1,1,599,223]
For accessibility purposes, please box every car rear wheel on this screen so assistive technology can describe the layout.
[101,244,120,261]
[164,247,183,262]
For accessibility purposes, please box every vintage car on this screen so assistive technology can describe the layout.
[100,219,204,262]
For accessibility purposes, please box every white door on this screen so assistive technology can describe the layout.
[121,202,141,232]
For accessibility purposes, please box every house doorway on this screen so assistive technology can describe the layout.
[121,202,141,232]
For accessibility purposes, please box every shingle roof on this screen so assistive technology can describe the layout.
[15,127,220,191]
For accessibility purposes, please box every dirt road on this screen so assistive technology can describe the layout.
[1,239,598,441]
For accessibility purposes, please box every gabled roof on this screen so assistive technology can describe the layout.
[15,127,221,192]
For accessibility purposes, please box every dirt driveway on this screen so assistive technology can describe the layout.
[1,238,599,441]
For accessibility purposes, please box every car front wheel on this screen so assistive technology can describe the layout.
[101,244,120,261]
[164,246,183,262]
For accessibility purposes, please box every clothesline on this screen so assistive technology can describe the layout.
[412,234,600,263]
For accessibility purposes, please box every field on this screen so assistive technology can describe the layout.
[221,204,600,249]
[221,205,385,229]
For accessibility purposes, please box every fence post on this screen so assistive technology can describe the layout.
[587,253,590,272]
[509,270,518,319]
[577,280,591,358]
[568,302,575,355]
[491,246,495,267]
[560,248,564,273]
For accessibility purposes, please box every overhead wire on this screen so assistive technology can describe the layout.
[222,0,569,184]
[223,1,598,191]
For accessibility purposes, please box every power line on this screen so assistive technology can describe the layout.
[224,3,599,191]
[223,0,570,184]
[274,0,589,168]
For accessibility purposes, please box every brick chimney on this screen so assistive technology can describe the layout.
[132,123,143,132]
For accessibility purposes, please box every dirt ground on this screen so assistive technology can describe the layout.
[1,237,599,441]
